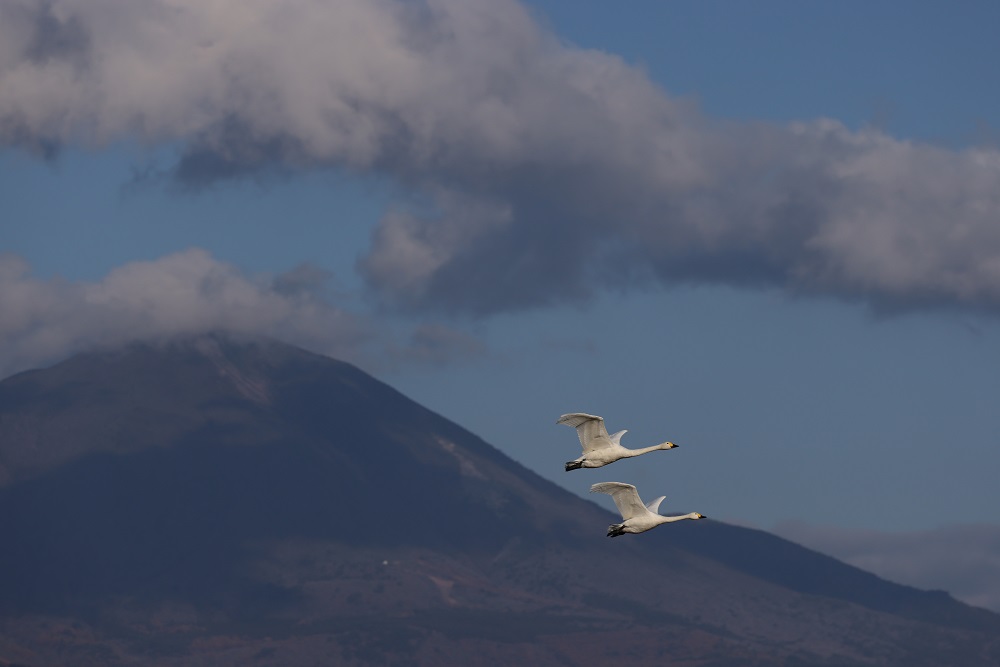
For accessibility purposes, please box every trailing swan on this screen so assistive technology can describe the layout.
[557,413,677,471]
[590,482,705,537]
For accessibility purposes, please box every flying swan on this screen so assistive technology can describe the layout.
[590,482,705,537]
[557,412,677,471]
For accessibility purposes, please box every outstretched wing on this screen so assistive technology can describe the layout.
[557,413,612,453]
[644,495,666,515]
[590,482,648,520]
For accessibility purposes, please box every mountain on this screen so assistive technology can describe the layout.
[1,334,998,666]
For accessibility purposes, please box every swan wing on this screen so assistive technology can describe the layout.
[557,413,612,452]
[590,482,647,520]
[609,429,627,446]
[644,495,666,515]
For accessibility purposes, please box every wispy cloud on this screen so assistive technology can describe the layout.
[4,0,1000,316]
[773,521,1000,613]
[389,323,488,368]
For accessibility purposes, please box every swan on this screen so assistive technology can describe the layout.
[557,413,677,471]
[590,482,705,537]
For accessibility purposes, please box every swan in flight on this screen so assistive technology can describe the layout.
[590,482,705,537]
[557,413,677,471]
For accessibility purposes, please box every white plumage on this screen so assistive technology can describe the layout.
[590,482,705,537]
[557,412,677,471]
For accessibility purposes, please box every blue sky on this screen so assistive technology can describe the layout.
[3,0,1000,608]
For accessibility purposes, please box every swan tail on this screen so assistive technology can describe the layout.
[565,460,584,471]
[607,524,626,538]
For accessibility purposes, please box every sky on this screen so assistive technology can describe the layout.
[3,0,1000,609]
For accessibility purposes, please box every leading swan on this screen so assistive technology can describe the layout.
[591,482,705,537]
[557,413,677,471]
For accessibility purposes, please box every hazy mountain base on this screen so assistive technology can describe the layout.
[3,538,994,667]
[0,615,780,667]
[1,336,999,666]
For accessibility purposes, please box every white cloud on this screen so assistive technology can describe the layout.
[4,0,1000,316]
[773,521,1000,613]
[0,249,369,377]
[0,249,495,378]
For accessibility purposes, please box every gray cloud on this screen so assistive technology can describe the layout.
[270,263,335,298]
[0,249,371,377]
[4,0,1000,315]
[385,323,488,369]
[22,1,90,67]
[773,521,1000,613]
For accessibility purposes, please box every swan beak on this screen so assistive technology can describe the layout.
[697,513,706,519]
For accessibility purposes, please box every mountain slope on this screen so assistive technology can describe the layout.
[1,335,997,666]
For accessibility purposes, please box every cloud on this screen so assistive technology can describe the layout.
[773,521,1000,613]
[269,263,335,298]
[0,250,493,378]
[389,323,488,368]
[0,249,371,377]
[4,0,1000,316]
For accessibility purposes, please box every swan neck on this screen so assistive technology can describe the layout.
[627,445,664,457]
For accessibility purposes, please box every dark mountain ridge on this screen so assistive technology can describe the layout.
[1,335,997,666]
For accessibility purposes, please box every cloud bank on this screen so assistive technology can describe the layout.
[0,249,370,376]
[774,521,1000,613]
[4,0,1000,316]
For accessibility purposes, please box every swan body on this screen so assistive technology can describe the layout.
[557,413,677,471]
[590,482,705,537]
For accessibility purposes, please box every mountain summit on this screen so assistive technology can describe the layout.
[1,335,997,666]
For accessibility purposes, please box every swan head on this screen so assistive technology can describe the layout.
[660,441,678,450]
[693,513,706,519]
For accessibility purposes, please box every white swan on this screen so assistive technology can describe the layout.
[590,482,705,537]
[557,413,677,471]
